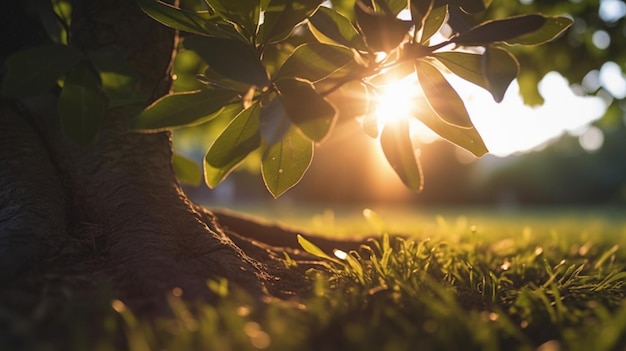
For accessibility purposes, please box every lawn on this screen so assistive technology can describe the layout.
[3,206,626,351]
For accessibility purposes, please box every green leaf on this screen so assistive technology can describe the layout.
[137,0,228,37]
[380,118,423,191]
[50,0,71,44]
[173,154,202,185]
[420,5,447,43]
[204,0,259,39]
[203,67,257,93]
[58,65,108,146]
[434,51,486,88]
[132,89,239,130]
[355,1,411,52]
[276,43,356,82]
[297,234,340,263]
[88,49,145,107]
[452,14,547,46]
[258,0,323,44]
[343,251,364,283]
[411,96,488,156]
[183,36,269,87]
[1,44,85,98]
[262,125,314,197]
[434,49,518,102]
[386,0,409,15]
[204,102,261,188]
[369,60,416,85]
[372,0,408,15]
[308,6,369,51]
[410,0,434,32]
[482,46,519,102]
[505,16,573,46]
[416,60,473,127]
[260,97,291,144]
[276,78,337,142]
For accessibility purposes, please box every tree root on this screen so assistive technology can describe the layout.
[0,0,370,318]
[0,105,373,325]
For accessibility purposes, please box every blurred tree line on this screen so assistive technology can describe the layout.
[471,0,626,205]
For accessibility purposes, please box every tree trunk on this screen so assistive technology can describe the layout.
[0,0,363,317]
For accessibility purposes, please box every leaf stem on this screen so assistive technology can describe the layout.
[319,37,455,97]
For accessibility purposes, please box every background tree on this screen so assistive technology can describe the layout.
[0,0,569,311]
[474,0,626,205]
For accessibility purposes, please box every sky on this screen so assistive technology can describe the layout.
[458,72,608,157]
[374,71,609,158]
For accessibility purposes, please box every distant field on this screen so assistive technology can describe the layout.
[210,204,626,239]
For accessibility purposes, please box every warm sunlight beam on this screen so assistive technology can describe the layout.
[374,76,414,127]
[373,71,608,158]
[361,68,607,199]
[374,75,440,144]
[364,75,439,199]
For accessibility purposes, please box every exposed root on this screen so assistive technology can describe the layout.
[206,206,369,253]
[1,102,370,320]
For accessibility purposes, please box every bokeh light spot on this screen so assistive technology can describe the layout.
[599,61,626,99]
[578,126,604,152]
[592,30,611,50]
[599,0,626,23]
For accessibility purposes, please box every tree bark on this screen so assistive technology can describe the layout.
[0,0,362,316]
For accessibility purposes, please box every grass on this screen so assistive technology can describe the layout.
[4,207,626,350]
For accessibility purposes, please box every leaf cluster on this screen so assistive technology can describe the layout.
[0,42,145,145]
[0,0,572,196]
[0,3,149,145]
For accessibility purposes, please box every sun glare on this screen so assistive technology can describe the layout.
[373,75,443,144]
[454,72,607,156]
[372,70,607,158]
[374,75,417,127]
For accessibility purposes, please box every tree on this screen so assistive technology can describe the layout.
[0,0,569,312]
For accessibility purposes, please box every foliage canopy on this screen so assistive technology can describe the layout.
[1,0,572,197]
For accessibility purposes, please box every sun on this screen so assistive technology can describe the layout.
[374,75,419,129]
[372,74,440,144]
[370,68,607,162]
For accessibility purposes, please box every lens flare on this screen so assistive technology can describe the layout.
[374,75,418,129]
